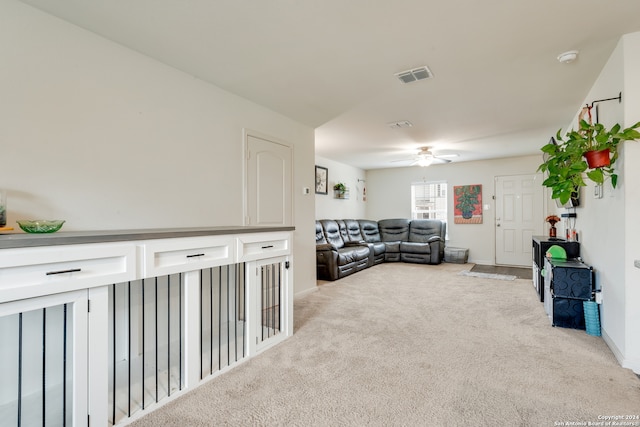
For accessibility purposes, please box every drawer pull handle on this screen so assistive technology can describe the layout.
[46,268,82,276]
[261,245,274,249]
[186,253,205,258]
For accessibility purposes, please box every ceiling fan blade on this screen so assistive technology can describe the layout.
[433,156,452,164]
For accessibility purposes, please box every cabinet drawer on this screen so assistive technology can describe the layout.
[0,243,136,303]
[142,235,235,277]
[237,232,291,262]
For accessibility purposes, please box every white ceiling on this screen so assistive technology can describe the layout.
[20,0,640,170]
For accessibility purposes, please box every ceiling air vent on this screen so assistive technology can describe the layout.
[395,66,433,84]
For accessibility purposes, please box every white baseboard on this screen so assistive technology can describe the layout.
[294,285,317,300]
[468,258,494,266]
[601,327,640,374]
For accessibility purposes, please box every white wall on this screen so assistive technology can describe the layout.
[565,37,627,362]
[561,31,640,373]
[314,156,367,220]
[622,32,640,374]
[0,1,317,296]
[365,155,542,265]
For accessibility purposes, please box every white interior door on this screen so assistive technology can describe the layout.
[245,133,292,226]
[495,174,544,266]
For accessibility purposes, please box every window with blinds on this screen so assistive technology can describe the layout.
[411,182,448,222]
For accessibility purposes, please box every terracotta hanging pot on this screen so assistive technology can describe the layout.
[584,148,611,168]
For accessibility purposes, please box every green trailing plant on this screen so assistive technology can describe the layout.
[562,119,640,187]
[538,137,587,206]
[538,120,640,205]
[333,183,346,192]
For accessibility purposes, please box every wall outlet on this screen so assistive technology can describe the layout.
[595,291,603,304]
[302,187,310,195]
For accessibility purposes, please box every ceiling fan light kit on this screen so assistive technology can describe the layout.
[391,146,455,167]
[417,156,434,167]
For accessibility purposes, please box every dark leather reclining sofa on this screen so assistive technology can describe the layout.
[315,218,446,281]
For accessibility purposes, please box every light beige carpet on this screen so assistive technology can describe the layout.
[130,262,640,427]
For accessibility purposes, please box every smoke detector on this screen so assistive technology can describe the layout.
[395,66,434,84]
[557,50,579,64]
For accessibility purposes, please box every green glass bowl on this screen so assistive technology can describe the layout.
[16,220,65,233]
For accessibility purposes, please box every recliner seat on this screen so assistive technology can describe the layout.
[400,219,446,264]
[357,219,386,265]
[378,218,410,262]
[315,220,371,281]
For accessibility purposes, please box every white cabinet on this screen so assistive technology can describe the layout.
[142,235,235,277]
[0,243,136,303]
[0,290,89,427]
[0,227,293,427]
[237,232,290,262]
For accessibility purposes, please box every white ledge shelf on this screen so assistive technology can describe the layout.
[0,225,295,249]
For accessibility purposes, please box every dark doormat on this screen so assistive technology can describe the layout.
[470,264,532,280]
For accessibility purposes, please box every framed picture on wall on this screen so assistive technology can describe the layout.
[453,184,483,224]
[315,165,328,194]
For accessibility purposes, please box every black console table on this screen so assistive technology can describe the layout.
[532,236,580,302]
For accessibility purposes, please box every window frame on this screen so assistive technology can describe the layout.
[410,181,448,238]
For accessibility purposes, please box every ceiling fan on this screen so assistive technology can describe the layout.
[392,147,457,167]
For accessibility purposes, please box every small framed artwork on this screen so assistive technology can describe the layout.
[315,166,328,194]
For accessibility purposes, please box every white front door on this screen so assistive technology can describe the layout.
[495,174,544,266]
[245,133,293,226]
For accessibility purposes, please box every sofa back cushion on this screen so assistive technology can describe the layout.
[316,221,327,244]
[358,220,382,243]
[408,219,445,242]
[320,219,345,249]
[379,219,410,242]
[335,219,349,241]
[344,219,364,242]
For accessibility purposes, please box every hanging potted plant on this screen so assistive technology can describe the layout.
[539,118,640,204]
[559,116,640,187]
[537,136,587,206]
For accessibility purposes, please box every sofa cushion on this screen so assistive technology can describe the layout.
[383,241,401,253]
[335,219,349,241]
[400,241,432,254]
[358,220,382,243]
[408,219,445,243]
[316,221,328,244]
[344,219,365,242]
[369,241,386,256]
[336,246,370,265]
[379,219,410,242]
[320,219,345,249]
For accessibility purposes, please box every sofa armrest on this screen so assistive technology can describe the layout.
[316,243,335,251]
[428,239,445,264]
[427,235,444,243]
